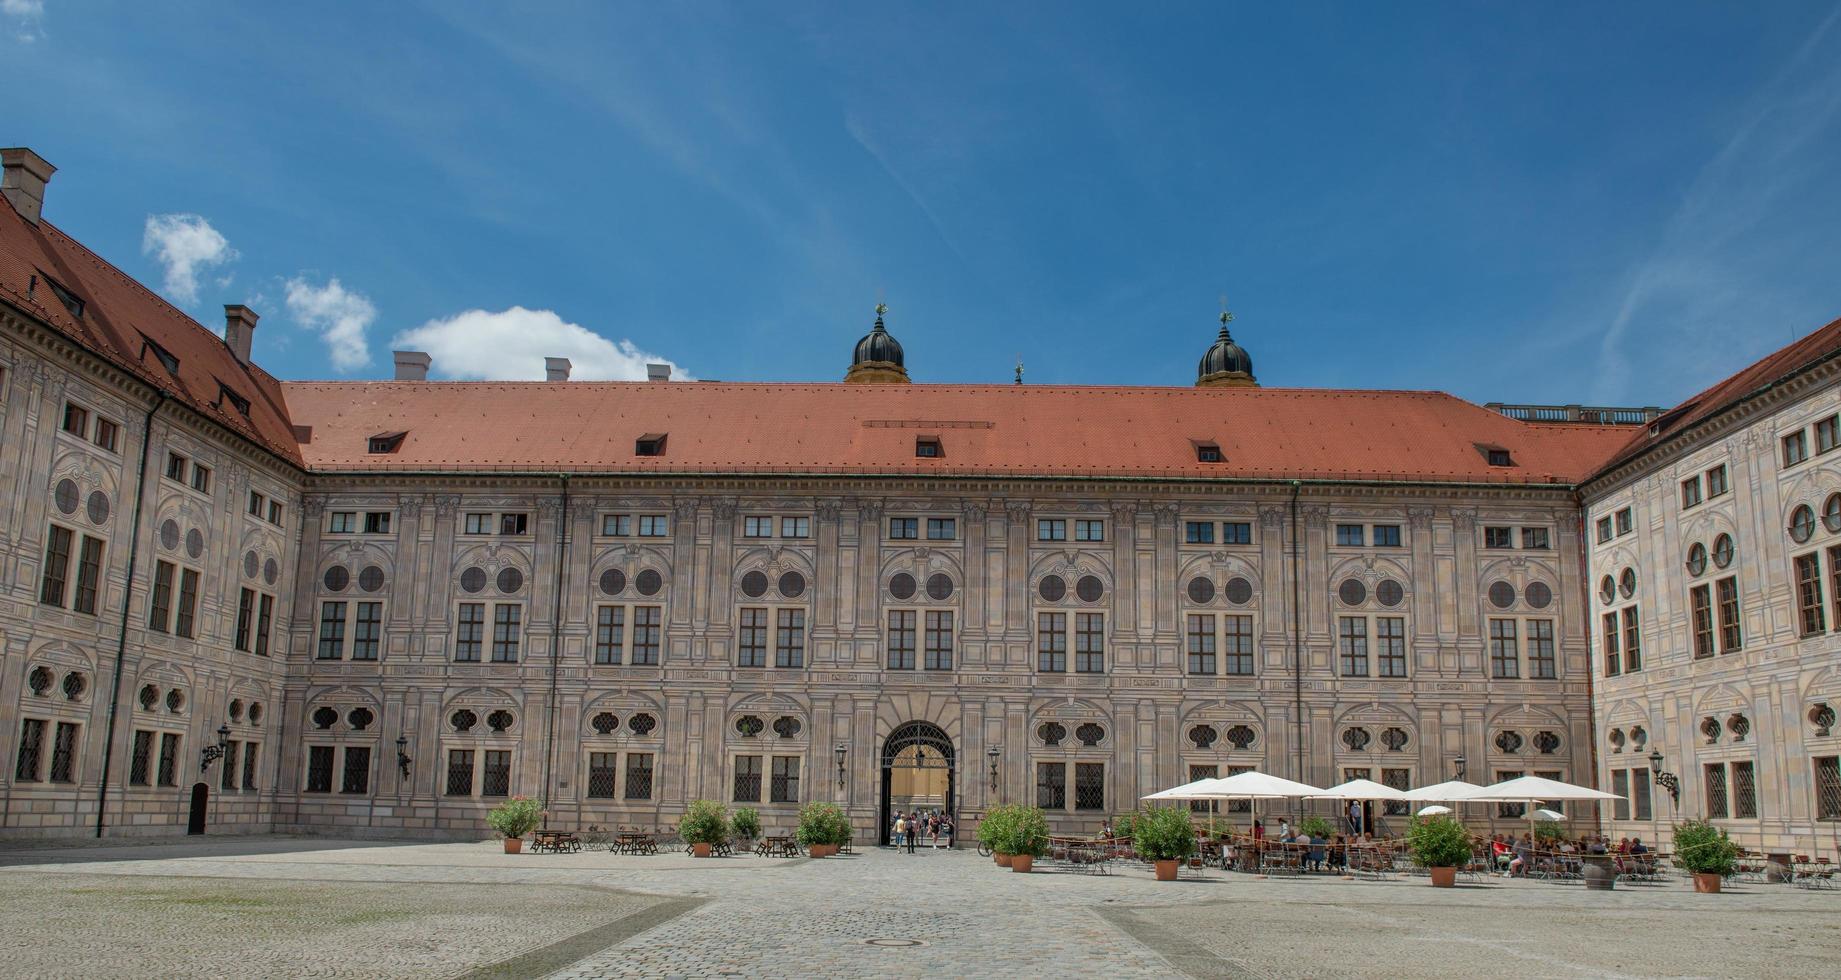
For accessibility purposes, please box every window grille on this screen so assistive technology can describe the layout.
[341,746,371,794]
[129,730,153,786]
[446,750,474,796]
[305,745,334,793]
[1036,762,1066,809]
[1075,723,1105,747]
[733,755,763,802]
[1224,725,1256,750]
[587,752,618,798]
[770,757,800,803]
[625,753,654,800]
[1188,725,1217,749]
[481,750,510,796]
[592,712,619,735]
[1074,763,1104,811]
[1037,722,1066,747]
[14,719,44,781]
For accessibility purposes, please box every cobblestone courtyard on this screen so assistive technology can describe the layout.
[0,837,1834,978]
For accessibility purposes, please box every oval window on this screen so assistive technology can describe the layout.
[1186,577,1215,604]
[1619,568,1637,599]
[1711,533,1734,569]
[1224,577,1254,605]
[926,573,955,601]
[1337,579,1367,606]
[1790,504,1816,543]
[888,573,917,601]
[1488,581,1516,609]
[1685,542,1707,577]
[1038,575,1067,603]
[599,568,627,596]
[740,570,769,598]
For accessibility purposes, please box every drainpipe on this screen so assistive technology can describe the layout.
[1290,481,1305,783]
[95,392,166,837]
[540,474,569,814]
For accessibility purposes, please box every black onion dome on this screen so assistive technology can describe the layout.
[1198,325,1253,380]
[854,312,904,367]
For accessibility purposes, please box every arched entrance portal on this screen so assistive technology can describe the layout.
[879,722,954,845]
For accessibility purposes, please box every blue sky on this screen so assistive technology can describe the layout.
[7,1,1841,405]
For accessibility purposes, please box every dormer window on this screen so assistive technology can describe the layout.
[367,431,407,454]
[140,335,180,377]
[1477,445,1514,467]
[42,274,85,319]
[915,437,942,458]
[216,383,251,419]
[1196,442,1223,463]
[636,433,667,457]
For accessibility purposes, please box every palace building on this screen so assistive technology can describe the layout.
[1,146,1836,850]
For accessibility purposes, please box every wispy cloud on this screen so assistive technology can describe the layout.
[2,0,43,42]
[391,307,690,381]
[1590,5,1841,402]
[284,276,375,372]
[141,213,237,307]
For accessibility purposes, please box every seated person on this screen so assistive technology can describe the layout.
[1629,837,1648,855]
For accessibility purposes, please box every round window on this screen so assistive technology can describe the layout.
[323,565,350,592]
[358,565,386,592]
[599,568,627,596]
[1376,579,1404,607]
[1186,577,1215,604]
[1337,579,1367,606]
[496,567,524,594]
[635,569,663,596]
[1488,581,1516,609]
[888,573,917,601]
[1075,575,1104,603]
[1599,575,1616,605]
[186,528,205,559]
[926,573,955,601]
[460,567,487,593]
[1825,493,1841,533]
[54,479,80,515]
[1790,504,1816,543]
[1224,577,1254,605]
[1619,568,1637,599]
[740,570,769,598]
[778,571,806,598]
[87,490,111,525]
[160,519,181,551]
[1525,581,1553,609]
[1038,575,1067,603]
[1685,542,1707,577]
[1711,533,1734,568]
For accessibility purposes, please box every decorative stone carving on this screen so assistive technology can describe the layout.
[1006,501,1033,522]
[816,499,843,522]
[301,495,327,518]
[964,502,988,521]
[434,495,460,519]
[399,495,424,518]
[1451,509,1477,531]
[1258,506,1286,528]
[711,498,738,521]
[673,498,701,520]
[1407,505,1434,529]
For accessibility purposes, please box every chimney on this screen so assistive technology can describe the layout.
[1,147,56,225]
[392,350,431,382]
[223,305,259,364]
[544,357,572,382]
[646,363,671,382]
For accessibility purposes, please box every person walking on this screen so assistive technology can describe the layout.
[906,812,919,854]
[893,813,906,850]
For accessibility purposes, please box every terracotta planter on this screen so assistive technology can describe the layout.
[1011,854,1034,873]
[1154,859,1179,881]
[1429,866,1457,887]
[692,842,712,858]
[503,837,523,854]
[1694,872,1723,894]
[996,853,1014,868]
[810,843,831,857]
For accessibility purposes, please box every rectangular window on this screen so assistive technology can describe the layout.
[1372,524,1402,547]
[638,515,668,537]
[1377,617,1407,677]
[1622,606,1642,672]
[235,588,255,651]
[914,437,941,458]
[497,512,528,534]
[927,517,956,540]
[93,417,119,452]
[1196,443,1222,462]
[1831,546,1841,634]
[1338,616,1369,677]
[351,602,382,661]
[249,491,266,517]
[174,568,200,639]
[922,610,951,670]
[1680,477,1702,508]
[587,752,618,798]
[1521,527,1550,550]
[595,606,625,664]
[1527,619,1555,679]
[1796,552,1827,636]
[1037,518,1067,542]
[887,610,916,670]
[1489,618,1519,679]
[771,756,800,803]
[221,740,239,791]
[1815,756,1841,821]
[1706,464,1729,497]
[190,463,211,494]
[733,755,763,803]
[268,500,284,526]
[305,745,334,793]
[445,749,474,796]
[1187,614,1216,675]
[743,515,773,538]
[481,750,510,796]
[1611,770,1631,821]
[1704,763,1729,819]
[1075,519,1105,542]
[1632,767,1653,821]
[1690,585,1714,659]
[73,535,104,615]
[1731,761,1757,819]
[1820,414,1841,454]
[601,514,631,536]
[317,601,347,659]
[1483,526,1513,549]
[1075,612,1104,673]
[14,719,44,781]
[159,734,184,787]
[888,517,918,540]
[737,607,768,667]
[464,513,492,534]
[492,604,521,662]
[165,452,188,482]
[625,753,654,800]
[149,560,175,632]
[1036,762,1066,809]
[1602,611,1621,677]
[1715,576,1742,653]
[1615,508,1633,535]
[48,721,77,783]
[129,730,153,786]
[1596,516,1613,543]
[632,606,661,665]
[1224,615,1254,675]
[1783,430,1809,467]
[255,594,274,656]
[455,603,484,662]
[777,608,806,668]
[39,525,72,607]
[1185,521,1215,544]
[781,517,809,538]
[340,746,371,794]
[1222,521,1252,545]
[363,511,390,534]
[1335,524,1364,547]
[328,511,356,534]
[61,401,89,436]
[1037,612,1067,672]
[241,741,258,791]
[1189,764,1219,814]
[1496,770,1525,818]
[1074,762,1105,811]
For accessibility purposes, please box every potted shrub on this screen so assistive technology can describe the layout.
[732,806,763,848]
[997,806,1051,872]
[679,799,729,858]
[1135,806,1197,881]
[979,806,1016,866]
[825,808,854,853]
[796,801,844,857]
[486,796,543,854]
[1406,814,1472,887]
[1299,816,1335,840]
[1533,821,1566,847]
[1674,819,1737,893]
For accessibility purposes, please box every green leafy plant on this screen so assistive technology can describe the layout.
[1298,816,1336,840]
[485,796,544,839]
[1673,819,1738,876]
[678,799,730,846]
[1133,805,1198,862]
[978,805,1017,853]
[824,808,854,846]
[992,805,1051,858]
[1533,821,1567,845]
[1405,815,1472,868]
[1111,812,1136,840]
[731,806,762,841]
[795,801,849,847]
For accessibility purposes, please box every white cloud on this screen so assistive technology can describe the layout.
[141,213,236,306]
[391,307,690,381]
[3,0,43,42]
[285,276,375,372]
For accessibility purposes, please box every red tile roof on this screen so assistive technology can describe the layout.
[281,380,1636,485]
[0,202,302,465]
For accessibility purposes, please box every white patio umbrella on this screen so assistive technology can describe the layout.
[1532,808,1565,822]
[1457,774,1624,841]
[1310,778,1410,801]
[1140,778,1229,801]
[1415,805,1453,816]
[1402,779,1484,802]
[1182,771,1327,841]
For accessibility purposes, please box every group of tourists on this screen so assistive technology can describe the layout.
[1489,832,1649,876]
[890,809,952,852]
